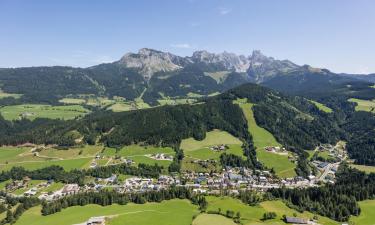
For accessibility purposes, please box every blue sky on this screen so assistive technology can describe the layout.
[1,0,374,74]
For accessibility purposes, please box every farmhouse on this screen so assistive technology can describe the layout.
[74,216,106,225]
[62,184,80,195]
[285,217,308,224]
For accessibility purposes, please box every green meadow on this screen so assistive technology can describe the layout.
[0,145,102,171]
[349,200,375,225]
[193,214,236,225]
[234,99,296,178]
[180,130,242,151]
[348,98,375,113]
[186,144,245,160]
[180,130,244,171]
[350,164,375,173]
[0,89,22,99]
[0,104,90,120]
[103,145,175,168]
[309,100,333,113]
[206,196,339,225]
[14,199,199,225]
[0,157,92,172]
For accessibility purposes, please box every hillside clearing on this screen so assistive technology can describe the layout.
[14,199,198,225]
[0,104,90,120]
[309,100,333,113]
[234,99,296,178]
[193,214,236,225]
[348,98,375,113]
[349,200,375,225]
[180,130,242,151]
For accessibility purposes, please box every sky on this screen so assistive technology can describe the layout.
[0,0,375,74]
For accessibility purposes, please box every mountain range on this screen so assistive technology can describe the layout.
[0,48,374,105]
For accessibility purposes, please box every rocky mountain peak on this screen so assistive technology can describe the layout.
[118,48,185,79]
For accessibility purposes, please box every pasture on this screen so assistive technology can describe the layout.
[186,144,244,160]
[206,196,337,225]
[0,89,22,99]
[102,145,175,168]
[350,164,375,173]
[180,130,242,151]
[0,104,90,120]
[14,199,199,225]
[309,100,333,113]
[349,200,375,225]
[0,146,99,171]
[193,214,236,225]
[348,98,375,113]
[234,99,296,178]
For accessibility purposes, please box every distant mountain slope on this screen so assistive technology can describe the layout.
[0,48,373,105]
[262,66,375,101]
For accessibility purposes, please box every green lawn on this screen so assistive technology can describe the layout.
[108,102,134,112]
[180,130,242,152]
[206,196,266,224]
[38,145,103,159]
[15,199,199,225]
[0,157,92,171]
[186,144,245,160]
[309,100,333,113]
[0,89,22,99]
[259,201,338,225]
[0,104,90,120]
[193,214,236,225]
[0,146,31,164]
[350,200,375,225]
[102,145,175,168]
[234,99,296,178]
[256,150,296,178]
[350,164,375,173]
[348,98,375,113]
[205,197,337,225]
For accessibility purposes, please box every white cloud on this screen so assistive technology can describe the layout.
[219,7,232,15]
[170,43,192,49]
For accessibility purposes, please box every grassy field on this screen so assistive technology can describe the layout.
[206,196,338,225]
[234,99,296,178]
[103,145,175,168]
[0,104,90,120]
[15,199,199,225]
[186,144,245,160]
[0,89,22,99]
[259,201,338,225]
[309,100,333,113]
[193,214,236,225]
[59,96,116,107]
[0,157,92,171]
[0,147,31,164]
[0,145,101,171]
[350,164,375,173]
[348,98,375,113]
[256,150,296,178]
[350,200,375,225]
[38,145,102,159]
[180,130,242,151]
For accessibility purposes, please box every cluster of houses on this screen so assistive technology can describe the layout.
[147,153,173,161]
[39,184,80,201]
[317,143,347,161]
[264,146,287,154]
[209,144,228,151]
[5,176,32,192]
[311,160,339,183]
